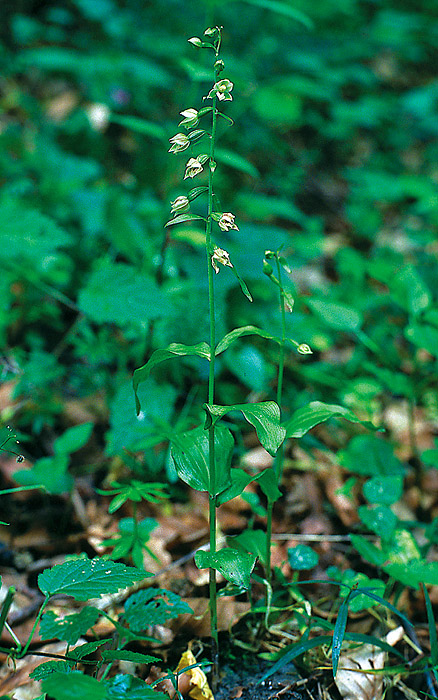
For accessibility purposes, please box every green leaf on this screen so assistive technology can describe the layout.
[54,423,93,456]
[306,299,362,332]
[78,260,167,328]
[358,505,397,540]
[188,186,208,200]
[350,535,386,567]
[284,401,380,439]
[260,636,333,683]
[214,147,259,178]
[423,584,438,666]
[69,639,111,660]
[363,475,403,505]
[241,0,313,28]
[133,343,211,414]
[122,588,192,631]
[405,323,438,357]
[38,558,149,601]
[42,672,106,700]
[288,545,319,571]
[30,661,73,681]
[256,468,282,503]
[203,402,285,456]
[215,325,280,355]
[170,426,233,495]
[105,673,168,700]
[195,548,256,589]
[101,651,161,664]
[232,529,268,565]
[339,435,404,476]
[14,454,73,495]
[332,596,349,677]
[216,467,281,506]
[40,607,100,645]
[165,213,205,228]
[229,264,253,302]
[110,114,166,141]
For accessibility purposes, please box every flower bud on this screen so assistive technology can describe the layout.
[214,59,225,73]
[168,133,190,153]
[297,343,313,355]
[188,37,202,47]
[170,196,190,214]
[179,108,199,129]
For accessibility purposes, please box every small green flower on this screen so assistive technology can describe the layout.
[206,79,233,101]
[168,133,190,153]
[184,157,204,179]
[179,108,199,129]
[211,246,233,274]
[170,196,190,214]
[218,212,239,232]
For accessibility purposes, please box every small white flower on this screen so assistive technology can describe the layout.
[184,157,204,179]
[211,246,233,274]
[86,103,110,131]
[206,79,233,101]
[218,212,239,232]
[179,108,199,129]
[168,133,190,153]
[170,196,190,214]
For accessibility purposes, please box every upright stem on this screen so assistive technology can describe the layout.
[206,53,220,691]
[266,256,286,589]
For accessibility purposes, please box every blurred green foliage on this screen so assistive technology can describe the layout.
[1,0,437,479]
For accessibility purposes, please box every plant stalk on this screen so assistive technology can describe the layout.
[266,254,286,590]
[206,47,220,691]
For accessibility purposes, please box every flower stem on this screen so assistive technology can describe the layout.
[206,45,220,692]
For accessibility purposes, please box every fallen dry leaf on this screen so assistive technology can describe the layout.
[334,626,404,700]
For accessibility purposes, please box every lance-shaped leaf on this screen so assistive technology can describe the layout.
[215,325,279,355]
[188,186,209,200]
[217,467,281,506]
[133,342,211,414]
[195,548,256,589]
[165,213,206,228]
[38,558,149,601]
[204,402,285,456]
[284,400,380,439]
[170,425,233,496]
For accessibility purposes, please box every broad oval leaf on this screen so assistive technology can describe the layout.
[170,425,233,495]
[54,422,93,456]
[122,588,193,631]
[133,343,211,414]
[42,672,106,700]
[204,402,285,456]
[284,401,380,439]
[195,548,257,589]
[38,558,149,601]
[307,299,362,332]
